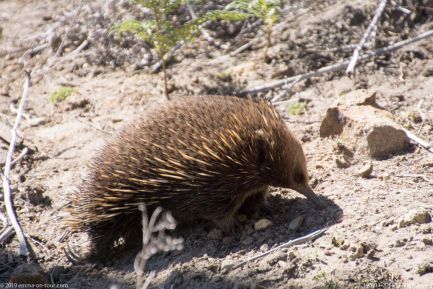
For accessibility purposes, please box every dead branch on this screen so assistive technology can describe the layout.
[151,42,183,73]
[395,174,433,183]
[1,71,31,256]
[271,74,303,103]
[241,29,433,95]
[0,226,14,244]
[208,39,259,65]
[403,128,433,155]
[0,211,8,225]
[226,227,327,270]
[416,100,426,135]
[134,204,183,289]
[10,147,29,167]
[54,0,84,57]
[186,2,220,48]
[346,0,388,76]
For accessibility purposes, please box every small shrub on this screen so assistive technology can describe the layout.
[50,86,75,104]
[227,0,285,60]
[288,101,307,115]
[115,0,248,100]
[313,272,339,289]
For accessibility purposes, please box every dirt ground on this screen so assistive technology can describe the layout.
[1,0,433,288]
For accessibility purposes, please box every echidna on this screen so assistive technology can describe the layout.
[67,95,324,258]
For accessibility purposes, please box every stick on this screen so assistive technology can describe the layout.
[403,128,433,154]
[395,174,433,183]
[10,147,29,167]
[1,71,31,256]
[151,42,183,73]
[227,227,327,270]
[54,0,84,57]
[416,100,426,135]
[241,29,433,95]
[0,211,8,225]
[208,39,258,65]
[186,2,220,48]
[0,226,14,244]
[271,74,303,103]
[346,0,388,76]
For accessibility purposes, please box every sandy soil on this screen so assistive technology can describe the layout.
[1,0,432,288]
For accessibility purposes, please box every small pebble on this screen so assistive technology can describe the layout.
[254,218,273,231]
[335,157,351,168]
[289,215,304,231]
[417,263,433,276]
[422,238,432,246]
[357,162,373,178]
[260,244,269,252]
[399,209,432,228]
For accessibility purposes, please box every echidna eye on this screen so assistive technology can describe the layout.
[294,172,305,183]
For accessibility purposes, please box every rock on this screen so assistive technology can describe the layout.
[366,250,377,260]
[320,90,410,158]
[349,242,373,261]
[26,117,46,127]
[399,209,432,228]
[422,238,432,246]
[349,246,365,260]
[335,157,351,168]
[9,264,47,284]
[417,263,433,276]
[254,218,273,231]
[289,215,304,231]
[357,162,373,178]
[260,244,269,252]
[395,239,407,247]
[207,228,223,240]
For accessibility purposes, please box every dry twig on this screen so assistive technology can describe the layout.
[0,227,14,244]
[186,2,220,48]
[395,174,433,183]
[54,0,84,57]
[416,100,427,135]
[1,71,31,256]
[10,147,29,167]
[0,211,8,225]
[241,29,433,95]
[227,227,327,270]
[403,128,433,155]
[134,204,183,289]
[346,0,388,76]
[151,42,183,73]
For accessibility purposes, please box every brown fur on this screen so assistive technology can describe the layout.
[66,95,321,258]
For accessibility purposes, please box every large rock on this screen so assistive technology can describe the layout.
[320,90,410,158]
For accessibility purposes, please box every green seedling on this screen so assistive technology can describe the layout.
[313,271,339,289]
[115,0,248,100]
[50,86,75,104]
[288,101,307,116]
[227,0,285,60]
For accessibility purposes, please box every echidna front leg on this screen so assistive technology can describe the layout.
[238,187,270,215]
[213,214,238,233]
